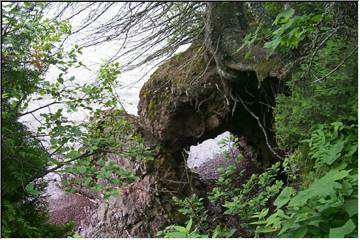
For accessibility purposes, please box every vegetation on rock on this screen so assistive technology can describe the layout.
[1,2,357,238]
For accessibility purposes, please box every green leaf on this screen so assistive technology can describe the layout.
[342,199,358,217]
[266,212,282,229]
[25,182,41,196]
[274,187,295,209]
[173,226,187,233]
[250,220,267,225]
[255,226,277,233]
[186,218,192,232]
[311,14,322,22]
[264,38,281,50]
[292,227,307,238]
[325,141,344,165]
[289,169,349,207]
[274,8,295,25]
[252,208,269,219]
[78,165,87,174]
[329,219,356,238]
[165,231,187,238]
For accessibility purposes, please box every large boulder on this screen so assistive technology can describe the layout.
[81,3,290,237]
[138,45,231,152]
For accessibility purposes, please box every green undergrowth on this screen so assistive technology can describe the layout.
[253,122,357,237]
[62,109,155,200]
[156,4,357,238]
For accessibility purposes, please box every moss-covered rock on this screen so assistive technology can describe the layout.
[138,45,231,151]
[205,2,286,82]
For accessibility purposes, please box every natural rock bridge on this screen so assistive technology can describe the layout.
[66,2,288,237]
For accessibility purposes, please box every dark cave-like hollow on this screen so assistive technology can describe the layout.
[166,70,286,169]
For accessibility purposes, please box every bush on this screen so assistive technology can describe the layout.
[253,122,357,237]
[275,38,357,149]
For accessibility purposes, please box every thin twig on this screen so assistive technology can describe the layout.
[30,151,95,182]
[313,47,357,83]
[234,95,282,160]
[19,101,62,117]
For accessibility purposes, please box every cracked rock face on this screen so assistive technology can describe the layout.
[81,175,168,238]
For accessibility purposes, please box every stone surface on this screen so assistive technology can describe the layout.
[81,175,167,237]
[138,45,231,152]
[48,191,98,230]
[205,2,285,81]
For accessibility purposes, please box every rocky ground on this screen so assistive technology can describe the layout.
[191,136,261,181]
[44,174,99,232]
[48,191,98,230]
[45,135,260,236]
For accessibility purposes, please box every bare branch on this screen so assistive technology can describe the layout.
[19,101,62,117]
[233,95,283,160]
[313,47,357,83]
[46,2,206,70]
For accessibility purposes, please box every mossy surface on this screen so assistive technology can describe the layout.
[139,45,207,121]
[254,58,282,83]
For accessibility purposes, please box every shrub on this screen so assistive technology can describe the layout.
[253,122,357,237]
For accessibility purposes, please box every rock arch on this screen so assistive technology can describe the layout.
[138,45,285,165]
[82,2,289,237]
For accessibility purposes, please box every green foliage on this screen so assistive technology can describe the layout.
[253,122,357,237]
[208,134,244,205]
[158,194,209,237]
[241,3,326,58]
[1,2,76,237]
[157,218,208,238]
[219,163,283,228]
[2,3,77,117]
[2,120,49,201]
[63,156,138,200]
[159,134,284,237]
[61,109,154,199]
[172,194,208,228]
[264,8,322,56]
[2,2,150,235]
[1,120,75,237]
[275,38,357,149]
[211,224,236,238]
[256,5,358,236]
[203,135,282,236]
[237,25,270,60]
[2,199,75,237]
[160,182,237,238]
[217,134,244,164]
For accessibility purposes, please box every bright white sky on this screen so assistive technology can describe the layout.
[20,3,190,131]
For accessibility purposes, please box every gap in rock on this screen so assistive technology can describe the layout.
[187,131,237,180]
